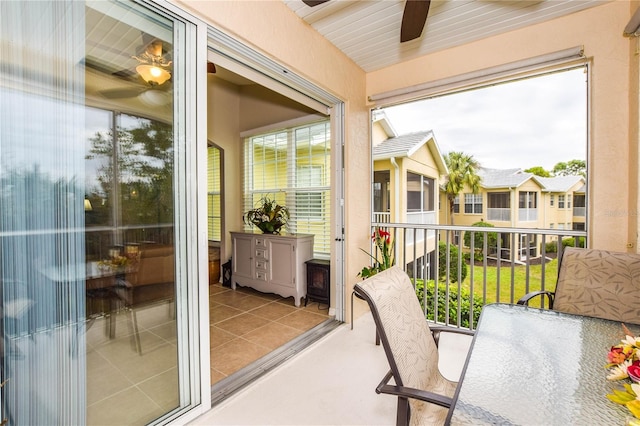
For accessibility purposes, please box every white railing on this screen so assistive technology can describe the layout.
[373,212,391,223]
[366,222,587,331]
[405,211,436,244]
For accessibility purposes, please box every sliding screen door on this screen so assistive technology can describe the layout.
[0,1,205,424]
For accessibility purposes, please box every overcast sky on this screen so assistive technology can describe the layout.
[383,67,587,171]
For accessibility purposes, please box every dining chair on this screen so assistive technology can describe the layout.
[517,247,640,323]
[353,266,473,426]
[116,245,175,354]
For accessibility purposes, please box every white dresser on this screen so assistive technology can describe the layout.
[231,232,314,307]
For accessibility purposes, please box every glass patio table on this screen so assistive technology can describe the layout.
[445,303,639,425]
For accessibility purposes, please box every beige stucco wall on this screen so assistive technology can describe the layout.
[367,1,634,252]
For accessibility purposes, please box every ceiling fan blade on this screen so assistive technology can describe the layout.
[400,0,431,43]
[99,87,144,99]
[302,0,330,6]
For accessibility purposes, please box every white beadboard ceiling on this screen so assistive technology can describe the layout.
[284,0,608,72]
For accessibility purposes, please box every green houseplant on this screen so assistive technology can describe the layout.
[244,196,290,234]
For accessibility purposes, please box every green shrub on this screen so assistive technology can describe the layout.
[438,241,468,283]
[463,221,498,262]
[414,280,483,328]
[545,237,586,253]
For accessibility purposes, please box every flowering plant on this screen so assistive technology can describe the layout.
[358,227,394,279]
[605,324,640,421]
[244,196,289,234]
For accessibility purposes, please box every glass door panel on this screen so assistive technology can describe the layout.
[1,1,201,424]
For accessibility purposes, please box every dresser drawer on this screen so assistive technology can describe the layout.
[255,248,268,260]
[255,270,268,281]
[254,238,267,248]
[255,259,268,271]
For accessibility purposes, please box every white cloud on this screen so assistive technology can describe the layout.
[382,67,587,171]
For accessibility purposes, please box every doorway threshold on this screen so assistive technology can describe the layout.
[210,318,341,405]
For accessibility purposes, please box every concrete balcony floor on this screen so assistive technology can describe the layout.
[191,313,471,425]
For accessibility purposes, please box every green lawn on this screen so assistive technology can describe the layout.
[460,258,558,306]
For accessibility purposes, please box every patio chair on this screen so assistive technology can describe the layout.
[353,266,473,426]
[517,247,640,323]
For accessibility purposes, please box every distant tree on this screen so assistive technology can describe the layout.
[525,166,551,177]
[443,151,481,224]
[552,159,586,177]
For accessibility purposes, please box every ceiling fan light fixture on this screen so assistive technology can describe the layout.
[136,64,171,85]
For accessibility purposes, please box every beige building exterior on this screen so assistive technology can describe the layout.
[440,168,586,260]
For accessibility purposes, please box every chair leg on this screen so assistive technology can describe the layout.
[396,397,410,426]
[127,308,142,355]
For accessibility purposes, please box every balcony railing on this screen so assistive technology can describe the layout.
[573,206,586,217]
[367,222,587,331]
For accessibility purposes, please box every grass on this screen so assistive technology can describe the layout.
[451,257,559,307]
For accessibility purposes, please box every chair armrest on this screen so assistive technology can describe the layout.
[517,290,555,308]
[375,371,452,408]
[429,325,474,347]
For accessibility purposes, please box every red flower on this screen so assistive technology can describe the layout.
[629,360,640,382]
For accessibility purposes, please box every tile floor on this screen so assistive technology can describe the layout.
[209,282,331,384]
[86,301,179,425]
[82,282,330,425]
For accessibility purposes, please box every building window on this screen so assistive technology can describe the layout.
[373,171,390,214]
[407,172,435,212]
[464,193,483,214]
[245,120,331,254]
[568,194,572,209]
[519,191,537,209]
[558,194,565,209]
[550,195,554,207]
[487,192,510,221]
[550,223,554,229]
[453,195,460,213]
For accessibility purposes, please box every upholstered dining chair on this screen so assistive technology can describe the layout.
[517,247,640,323]
[353,266,473,426]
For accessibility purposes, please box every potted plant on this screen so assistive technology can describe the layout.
[244,196,290,234]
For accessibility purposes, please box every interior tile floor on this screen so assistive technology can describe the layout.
[83,280,329,425]
[209,282,331,384]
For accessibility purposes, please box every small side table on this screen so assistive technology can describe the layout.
[305,259,330,306]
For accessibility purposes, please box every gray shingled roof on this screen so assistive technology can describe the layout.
[372,130,434,160]
[477,168,536,189]
[476,168,584,191]
[536,175,585,192]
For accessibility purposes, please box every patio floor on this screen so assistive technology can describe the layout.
[190,313,471,425]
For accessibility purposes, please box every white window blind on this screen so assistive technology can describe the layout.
[207,146,222,241]
[244,121,331,255]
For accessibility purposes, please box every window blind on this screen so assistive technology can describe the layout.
[244,121,331,255]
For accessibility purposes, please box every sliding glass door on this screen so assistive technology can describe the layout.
[0,1,205,424]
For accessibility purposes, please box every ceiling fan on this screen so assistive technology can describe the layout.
[97,34,174,105]
[301,0,431,43]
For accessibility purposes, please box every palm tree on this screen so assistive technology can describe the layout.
[444,151,481,224]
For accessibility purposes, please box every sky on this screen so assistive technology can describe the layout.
[382,67,587,171]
